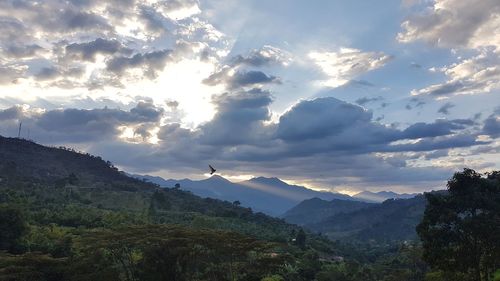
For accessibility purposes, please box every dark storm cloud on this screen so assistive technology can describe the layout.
[437,102,455,115]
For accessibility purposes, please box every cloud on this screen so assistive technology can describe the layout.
[2,44,43,58]
[398,0,500,50]
[437,102,455,115]
[0,0,228,89]
[231,45,291,67]
[400,1,500,98]
[277,97,374,142]
[34,67,60,81]
[0,65,26,84]
[65,38,127,62]
[405,97,426,110]
[308,48,392,87]
[0,101,164,143]
[355,96,384,106]
[204,69,281,89]
[198,88,274,145]
[106,50,173,78]
[400,119,469,139]
[483,109,500,137]
[412,49,500,97]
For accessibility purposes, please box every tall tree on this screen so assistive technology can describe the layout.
[417,169,500,281]
[0,205,28,252]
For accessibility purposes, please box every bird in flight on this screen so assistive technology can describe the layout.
[209,164,217,175]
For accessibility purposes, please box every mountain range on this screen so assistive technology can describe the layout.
[136,174,354,216]
[137,174,422,216]
[352,190,420,203]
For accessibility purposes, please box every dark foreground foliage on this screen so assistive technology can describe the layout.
[418,169,500,281]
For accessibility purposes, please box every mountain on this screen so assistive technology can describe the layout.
[352,190,420,203]
[306,195,427,241]
[137,174,354,216]
[282,197,374,225]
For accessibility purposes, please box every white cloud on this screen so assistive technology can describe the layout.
[398,0,500,50]
[308,48,392,88]
[400,0,500,97]
[412,48,500,97]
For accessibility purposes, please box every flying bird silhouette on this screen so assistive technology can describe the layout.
[209,164,217,175]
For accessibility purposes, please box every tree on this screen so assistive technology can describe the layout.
[417,169,500,281]
[295,229,306,249]
[0,205,28,252]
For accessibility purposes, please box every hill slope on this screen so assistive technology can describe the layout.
[282,197,374,225]
[307,196,427,241]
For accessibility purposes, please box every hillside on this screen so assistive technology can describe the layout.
[307,196,427,241]
[0,137,148,190]
[138,174,354,216]
[282,197,374,225]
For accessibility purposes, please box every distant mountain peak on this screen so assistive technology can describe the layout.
[249,176,286,185]
[203,174,231,183]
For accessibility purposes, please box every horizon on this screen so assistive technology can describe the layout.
[0,0,499,194]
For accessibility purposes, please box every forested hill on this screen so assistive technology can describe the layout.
[0,136,146,189]
[282,197,374,225]
[307,195,428,241]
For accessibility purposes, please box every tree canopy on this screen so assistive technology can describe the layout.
[417,169,500,281]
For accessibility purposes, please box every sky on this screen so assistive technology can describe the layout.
[0,0,499,194]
